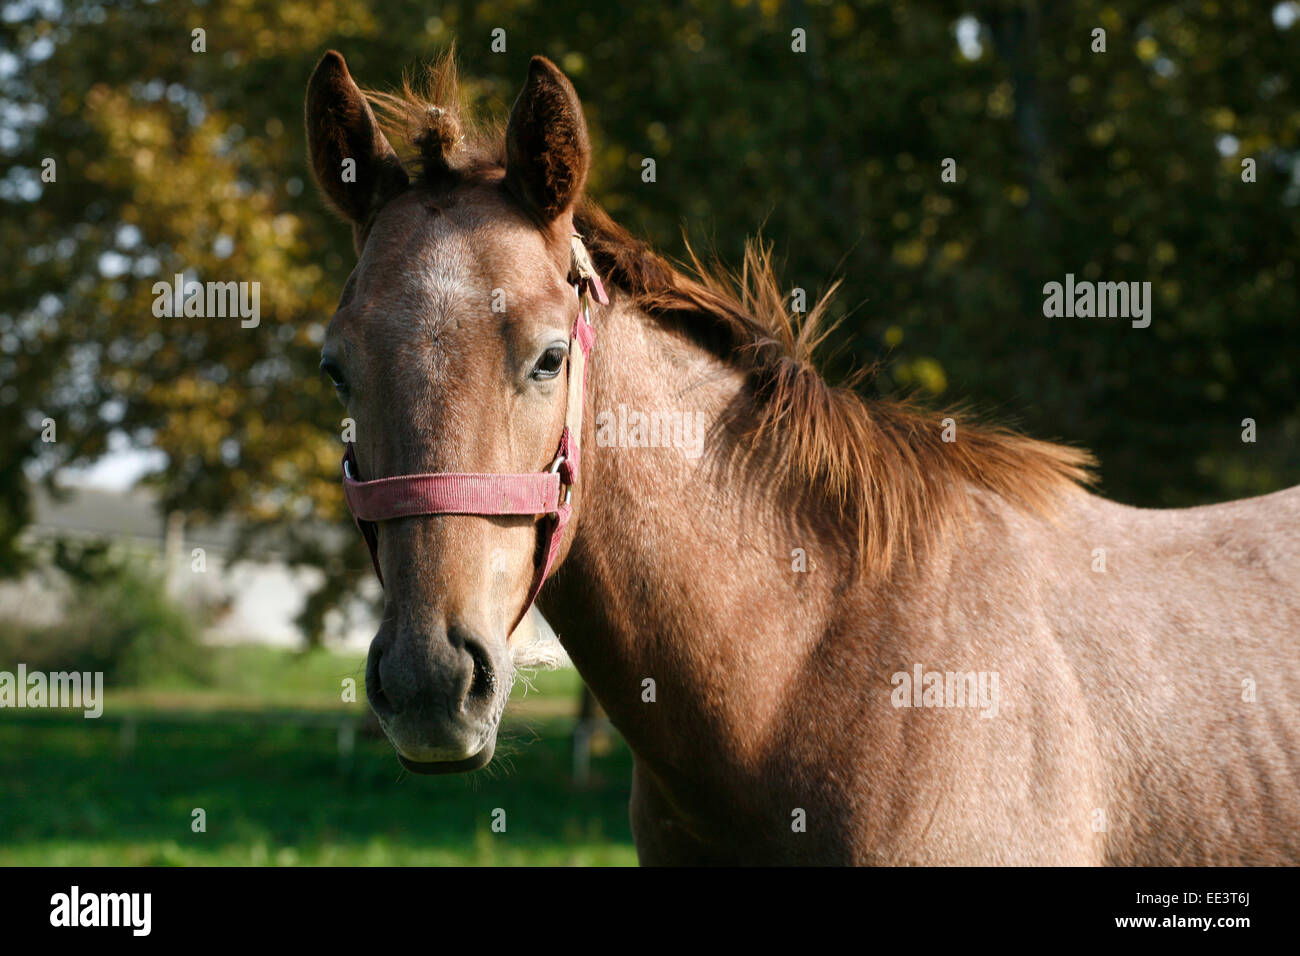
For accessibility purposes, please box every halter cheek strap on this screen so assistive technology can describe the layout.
[341,235,608,635]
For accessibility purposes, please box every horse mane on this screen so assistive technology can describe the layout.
[364,54,1097,576]
[573,203,1096,572]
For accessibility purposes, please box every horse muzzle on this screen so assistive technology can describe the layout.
[366,620,509,772]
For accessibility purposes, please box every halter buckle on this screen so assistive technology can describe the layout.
[548,454,573,507]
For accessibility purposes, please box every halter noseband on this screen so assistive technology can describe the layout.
[340,235,608,634]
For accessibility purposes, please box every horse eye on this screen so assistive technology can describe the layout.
[531,346,567,381]
[320,358,348,394]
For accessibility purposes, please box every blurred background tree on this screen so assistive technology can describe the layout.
[2,0,1297,641]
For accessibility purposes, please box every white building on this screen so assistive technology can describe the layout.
[4,480,564,657]
[6,481,377,651]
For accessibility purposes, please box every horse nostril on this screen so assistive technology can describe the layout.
[447,622,493,700]
[462,637,496,707]
[367,646,396,719]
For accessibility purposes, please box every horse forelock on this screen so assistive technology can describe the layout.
[362,45,506,186]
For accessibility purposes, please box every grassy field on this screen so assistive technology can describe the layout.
[0,647,637,865]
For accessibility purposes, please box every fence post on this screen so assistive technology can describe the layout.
[119,715,137,758]
[337,718,356,771]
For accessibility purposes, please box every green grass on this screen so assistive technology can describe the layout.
[112,644,588,716]
[0,647,636,865]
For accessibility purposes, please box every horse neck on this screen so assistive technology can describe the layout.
[548,296,857,773]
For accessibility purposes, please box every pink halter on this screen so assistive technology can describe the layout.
[341,235,608,634]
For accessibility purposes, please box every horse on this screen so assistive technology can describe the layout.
[304,49,1300,865]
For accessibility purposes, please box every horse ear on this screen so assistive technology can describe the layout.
[305,50,408,239]
[504,56,591,223]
